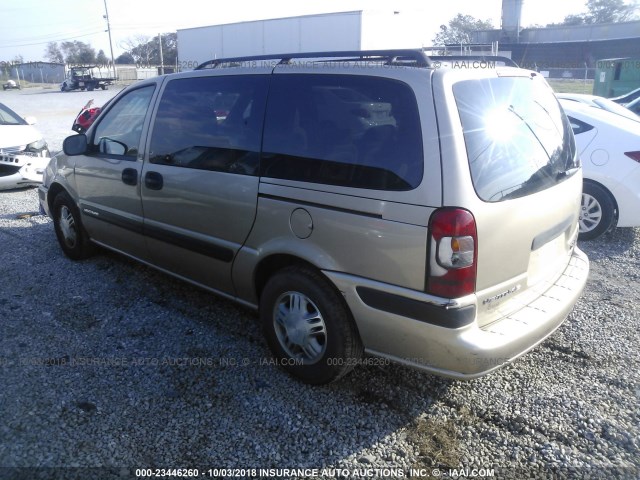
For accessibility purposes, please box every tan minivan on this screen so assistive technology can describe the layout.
[39,50,589,384]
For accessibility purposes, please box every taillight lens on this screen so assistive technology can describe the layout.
[427,208,477,298]
[624,151,640,163]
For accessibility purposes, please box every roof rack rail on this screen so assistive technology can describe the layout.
[195,49,432,70]
[428,55,519,68]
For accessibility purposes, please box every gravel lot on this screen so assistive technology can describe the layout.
[0,87,639,480]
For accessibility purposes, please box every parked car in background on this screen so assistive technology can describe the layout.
[609,86,640,106]
[2,80,20,90]
[0,102,51,191]
[559,99,640,240]
[625,96,640,116]
[71,100,102,134]
[556,93,639,122]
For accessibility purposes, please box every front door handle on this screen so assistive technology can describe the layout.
[121,168,138,186]
[144,171,163,190]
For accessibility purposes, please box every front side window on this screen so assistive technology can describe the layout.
[91,85,155,158]
[455,76,578,202]
[261,74,423,191]
[149,75,269,175]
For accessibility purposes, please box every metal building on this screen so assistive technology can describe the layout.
[177,11,418,69]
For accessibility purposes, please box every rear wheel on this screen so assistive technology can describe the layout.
[579,182,616,240]
[52,192,95,260]
[260,266,363,384]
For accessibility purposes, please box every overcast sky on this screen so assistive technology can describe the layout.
[1,0,596,62]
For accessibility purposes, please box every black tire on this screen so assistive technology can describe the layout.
[260,266,363,385]
[52,192,95,260]
[579,182,616,241]
[87,85,95,92]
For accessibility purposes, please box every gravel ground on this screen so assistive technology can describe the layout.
[0,87,639,480]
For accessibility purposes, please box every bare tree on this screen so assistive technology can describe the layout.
[120,33,178,66]
[121,35,153,65]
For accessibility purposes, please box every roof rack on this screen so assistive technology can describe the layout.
[428,55,519,67]
[195,49,432,70]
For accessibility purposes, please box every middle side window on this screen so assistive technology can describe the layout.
[149,75,269,175]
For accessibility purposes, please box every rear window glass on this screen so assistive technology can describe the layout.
[261,74,423,191]
[454,76,578,202]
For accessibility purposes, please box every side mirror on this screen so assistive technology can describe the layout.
[24,116,37,125]
[98,137,127,156]
[63,134,88,156]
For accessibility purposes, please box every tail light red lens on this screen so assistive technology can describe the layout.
[427,208,478,298]
[624,151,640,163]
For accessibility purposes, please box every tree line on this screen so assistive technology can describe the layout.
[39,0,638,63]
[433,0,637,45]
[44,33,177,66]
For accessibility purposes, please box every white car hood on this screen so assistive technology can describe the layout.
[0,124,43,149]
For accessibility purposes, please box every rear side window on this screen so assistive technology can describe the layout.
[567,116,595,135]
[455,76,578,202]
[149,75,269,175]
[261,74,423,191]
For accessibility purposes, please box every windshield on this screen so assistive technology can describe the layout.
[0,103,27,126]
[454,76,578,202]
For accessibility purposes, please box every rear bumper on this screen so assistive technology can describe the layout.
[324,246,589,379]
[608,167,640,228]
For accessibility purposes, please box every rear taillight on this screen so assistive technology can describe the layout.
[624,151,640,163]
[427,208,477,298]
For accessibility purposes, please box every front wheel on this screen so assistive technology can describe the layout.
[579,182,616,240]
[260,266,363,384]
[52,192,95,260]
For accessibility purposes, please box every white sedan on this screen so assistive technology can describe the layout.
[557,93,639,122]
[0,102,51,191]
[559,99,640,240]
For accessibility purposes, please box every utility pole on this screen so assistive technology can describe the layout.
[103,0,117,79]
[158,33,164,75]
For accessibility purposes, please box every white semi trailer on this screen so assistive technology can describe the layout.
[177,10,422,69]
